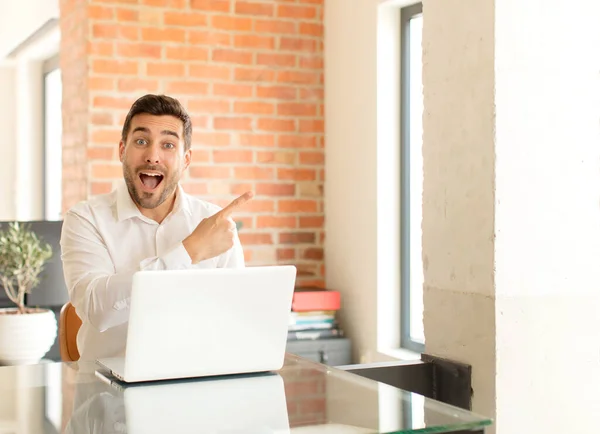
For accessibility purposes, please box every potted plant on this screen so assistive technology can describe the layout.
[0,222,57,365]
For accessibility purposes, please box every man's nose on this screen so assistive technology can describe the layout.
[144,145,160,164]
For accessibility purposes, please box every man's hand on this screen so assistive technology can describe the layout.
[182,191,254,264]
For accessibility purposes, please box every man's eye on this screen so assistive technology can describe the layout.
[135,139,147,145]
[164,143,175,149]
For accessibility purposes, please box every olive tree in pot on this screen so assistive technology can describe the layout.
[0,222,57,365]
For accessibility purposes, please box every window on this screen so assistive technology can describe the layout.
[43,55,62,221]
[400,3,424,352]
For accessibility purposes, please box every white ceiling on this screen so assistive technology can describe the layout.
[0,0,59,59]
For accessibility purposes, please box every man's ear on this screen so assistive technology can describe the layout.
[119,141,125,162]
[184,148,192,170]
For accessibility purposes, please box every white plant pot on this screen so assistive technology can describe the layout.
[0,308,57,366]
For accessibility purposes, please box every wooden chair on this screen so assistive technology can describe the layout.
[59,302,82,362]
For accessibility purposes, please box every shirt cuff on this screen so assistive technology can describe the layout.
[161,242,193,270]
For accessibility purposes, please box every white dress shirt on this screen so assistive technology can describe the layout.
[60,180,244,361]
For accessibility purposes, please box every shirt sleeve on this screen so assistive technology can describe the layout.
[60,211,193,333]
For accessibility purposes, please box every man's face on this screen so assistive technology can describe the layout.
[119,113,191,210]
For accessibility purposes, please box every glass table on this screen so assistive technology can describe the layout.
[0,353,491,433]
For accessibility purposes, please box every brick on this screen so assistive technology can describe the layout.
[87,147,115,160]
[189,64,231,80]
[234,167,274,180]
[147,62,185,76]
[278,200,318,213]
[299,151,324,165]
[88,77,115,91]
[256,151,296,165]
[194,132,231,146]
[303,247,323,260]
[91,129,121,144]
[299,56,323,70]
[165,80,210,94]
[278,4,317,19]
[213,49,253,65]
[190,116,209,128]
[257,53,296,67]
[164,12,208,27]
[166,46,209,61]
[116,43,162,59]
[278,168,316,181]
[188,99,231,113]
[255,183,295,196]
[234,34,275,50]
[257,86,297,100]
[191,0,230,12]
[278,135,317,149]
[235,1,275,16]
[213,150,253,163]
[89,5,113,20]
[280,37,318,53]
[238,134,275,147]
[234,67,275,82]
[257,118,296,132]
[298,181,322,197]
[234,101,274,115]
[277,248,295,260]
[91,182,113,195]
[211,15,253,31]
[239,233,273,245]
[92,59,138,75]
[214,117,252,130]
[213,83,254,98]
[92,23,118,39]
[189,30,231,46]
[91,113,113,125]
[230,183,254,195]
[255,19,296,34]
[280,232,316,244]
[277,71,319,84]
[118,78,159,92]
[189,166,231,179]
[300,88,324,100]
[257,216,296,229]
[300,22,323,37]
[93,96,134,110]
[88,41,113,56]
[299,216,324,228]
[119,26,140,41]
[92,164,122,179]
[180,182,208,195]
[243,200,275,213]
[299,119,324,133]
[116,8,138,22]
[141,0,186,5]
[278,103,317,117]
[141,28,185,43]
[139,9,163,25]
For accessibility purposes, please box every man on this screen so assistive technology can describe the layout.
[60,94,253,361]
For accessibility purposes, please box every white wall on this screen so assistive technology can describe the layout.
[0,65,17,220]
[0,0,59,58]
[0,0,60,221]
[325,0,416,363]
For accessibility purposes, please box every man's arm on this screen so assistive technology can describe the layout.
[60,211,193,333]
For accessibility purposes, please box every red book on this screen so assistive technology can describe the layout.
[292,289,341,312]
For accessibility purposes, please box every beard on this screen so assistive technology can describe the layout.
[123,163,180,210]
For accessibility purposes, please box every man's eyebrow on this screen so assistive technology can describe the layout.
[131,127,179,139]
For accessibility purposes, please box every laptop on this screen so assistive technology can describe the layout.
[93,370,291,434]
[96,265,297,383]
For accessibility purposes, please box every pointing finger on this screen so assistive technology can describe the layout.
[218,191,254,218]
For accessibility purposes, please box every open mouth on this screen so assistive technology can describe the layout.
[138,172,164,191]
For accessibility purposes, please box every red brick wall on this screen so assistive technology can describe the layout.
[59,0,325,287]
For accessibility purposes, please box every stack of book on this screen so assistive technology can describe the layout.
[287,288,344,341]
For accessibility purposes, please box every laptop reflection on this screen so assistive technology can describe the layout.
[65,370,290,434]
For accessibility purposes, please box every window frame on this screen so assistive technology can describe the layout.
[42,53,61,221]
[400,2,425,353]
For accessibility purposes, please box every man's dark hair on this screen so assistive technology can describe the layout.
[121,94,192,151]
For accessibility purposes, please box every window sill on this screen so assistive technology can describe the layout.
[378,347,422,361]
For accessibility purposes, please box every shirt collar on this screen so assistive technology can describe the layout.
[116,180,191,222]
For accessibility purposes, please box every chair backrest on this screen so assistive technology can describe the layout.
[59,302,81,362]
